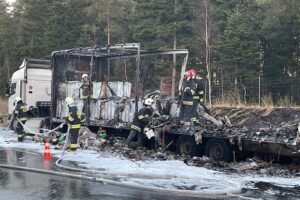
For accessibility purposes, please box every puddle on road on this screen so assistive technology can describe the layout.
[238,181,300,199]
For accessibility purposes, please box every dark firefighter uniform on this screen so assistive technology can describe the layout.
[127,107,153,147]
[179,79,196,125]
[14,102,29,142]
[191,78,206,124]
[80,81,93,117]
[66,104,83,150]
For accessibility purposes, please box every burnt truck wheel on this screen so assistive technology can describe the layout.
[176,135,201,157]
[205,138,232,162]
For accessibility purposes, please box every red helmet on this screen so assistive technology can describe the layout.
[185,69,197,79]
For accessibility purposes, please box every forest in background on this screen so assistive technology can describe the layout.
[0,0,299,105]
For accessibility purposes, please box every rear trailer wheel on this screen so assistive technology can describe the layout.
[205,138,232,162]
[176,135,201,157]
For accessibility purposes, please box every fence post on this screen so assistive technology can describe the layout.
[258,76,261,106]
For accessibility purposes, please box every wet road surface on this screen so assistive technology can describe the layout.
[0,148,203,200]
[0,147,299,199]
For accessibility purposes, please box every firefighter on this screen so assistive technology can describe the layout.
[179,70,197,125]
[13,97,29,142]
[191,73,207,124]
[191,74,222,126]
[64,97,84,151]
[197,74,211,113]
[80,74,93,117]
[127,98,154,148]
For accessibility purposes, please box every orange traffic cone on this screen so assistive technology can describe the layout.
[44,141,52,159]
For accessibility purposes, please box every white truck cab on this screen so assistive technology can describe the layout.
[6,58,52,118]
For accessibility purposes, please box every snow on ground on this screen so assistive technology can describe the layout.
[0,126,300,193]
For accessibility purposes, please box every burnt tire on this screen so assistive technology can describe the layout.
[176,135,201,157]
[205,138,232,162]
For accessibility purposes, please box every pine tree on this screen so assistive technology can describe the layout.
[12,0,51,59]
[217,1,261,83]
[259,0,300,77]
[0,0,14,89]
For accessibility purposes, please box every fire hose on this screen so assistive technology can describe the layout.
[16,118,63,136]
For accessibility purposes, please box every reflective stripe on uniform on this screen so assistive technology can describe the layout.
[182,101,193,106]
[193,96,200,100]
[20,117,28,122]
[184,87,195,95]
[20,106,27,112]
[76,111,82,119]
[131,125,141,132]
[184,87,190,91]
[138,115,145,120]
[70,124,81,129]
[138,114,150,120]
[81,96,88,99]
[191,118,199,123]
[70,144,78,149]
[199,91,204,95]
[68,116,74,122]
[184,122,191,125]
[200,98,204,103]
[67,112,74,122]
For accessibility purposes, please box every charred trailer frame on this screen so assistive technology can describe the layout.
[170,123,300,163]
[50,43,189,132]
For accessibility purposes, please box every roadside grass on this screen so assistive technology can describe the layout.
[0,97,8,114]
[212,94,299,108]
[0,97,8,124]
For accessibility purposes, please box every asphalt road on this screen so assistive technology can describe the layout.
[0,147,203,200]
[0,147,299,200]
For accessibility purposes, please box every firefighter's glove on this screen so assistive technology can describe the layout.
[144,127,150,133]
[59,123,65,129]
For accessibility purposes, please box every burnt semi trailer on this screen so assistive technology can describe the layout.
[50,43,300,162]
[50,43,188,129]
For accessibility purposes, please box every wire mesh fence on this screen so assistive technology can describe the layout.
[210,75,300,106]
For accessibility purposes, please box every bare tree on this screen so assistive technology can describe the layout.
[172,0,177,98]
[204,0,212,106]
